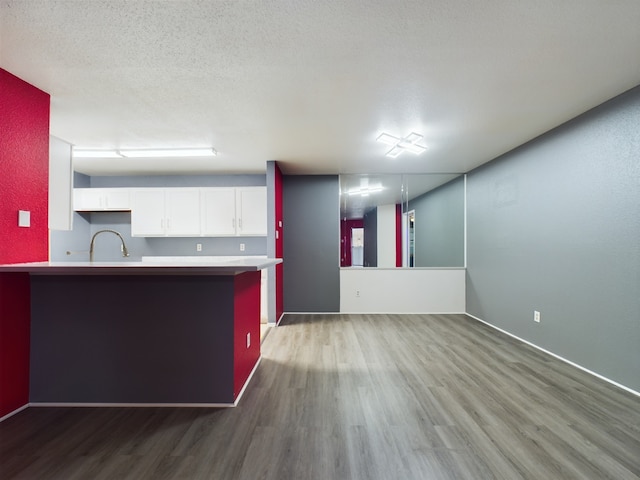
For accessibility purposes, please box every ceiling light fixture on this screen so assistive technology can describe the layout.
[376,132,427,158]
[118,148,217,158]
[348,186,384,196]
[72,148,218,158]
[72,150,122,158]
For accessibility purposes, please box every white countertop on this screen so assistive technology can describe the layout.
[0,256,282,276]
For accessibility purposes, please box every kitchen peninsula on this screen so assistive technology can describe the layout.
[0,257,281,406]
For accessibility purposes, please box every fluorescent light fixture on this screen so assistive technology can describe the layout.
[73,150,122,158]
[348,186,384,196]
[119,148,217,158]
[376,131,427,158]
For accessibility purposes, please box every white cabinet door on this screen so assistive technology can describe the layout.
[132,188,201,237]
[105,189,131,210]
[201,188,237,236]
[237,187,267,236]
[166,189,201,236]
[73,188,131,211]
[131,189,166,236]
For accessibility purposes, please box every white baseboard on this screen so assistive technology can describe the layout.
[0,403,29,423]
[233,355,262,406]
[29,401,235,408]
[26,356,264,411]
[466,313,639,398]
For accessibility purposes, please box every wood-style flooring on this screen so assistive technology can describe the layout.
[1,313,638,479]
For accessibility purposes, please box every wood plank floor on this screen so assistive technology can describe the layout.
[1,313,638,479]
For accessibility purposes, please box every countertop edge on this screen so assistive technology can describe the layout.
[0,259,282,276]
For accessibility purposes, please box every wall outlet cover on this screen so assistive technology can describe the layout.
[18,210,31,227]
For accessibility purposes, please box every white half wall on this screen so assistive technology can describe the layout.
[340,268,466,313]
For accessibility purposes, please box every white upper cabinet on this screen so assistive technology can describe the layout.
[201,188,237,236]
[76,185,267,237]
[236,187,267,236]
[201,187,267,237]
[73,188,131,211]
[166,189,201,236]
[131,188,201,237]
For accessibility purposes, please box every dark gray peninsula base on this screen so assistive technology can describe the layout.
[0,258,280,406]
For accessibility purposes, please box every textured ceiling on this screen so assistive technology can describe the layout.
[1,0,639,176]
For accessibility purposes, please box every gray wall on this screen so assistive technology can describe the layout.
[283,175,339,312]
[466,86,640,392]
[50,174,267,262]
[409,176,465,267]
[363,207,378,267]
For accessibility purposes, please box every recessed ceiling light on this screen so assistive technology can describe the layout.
[376,132,427,158]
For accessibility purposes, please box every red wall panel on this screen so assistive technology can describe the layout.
[0,274,31,417]
[0,68,50,418]
[0,69,50,265]
[233,271,261,399]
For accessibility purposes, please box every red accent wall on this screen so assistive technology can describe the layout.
[340,219,364,267]
[0,69,50,265]
[0,68,50,418]
[0,274,31,417]
[274,163,284,322]
[233,271,261,399]
[396,203,403,267]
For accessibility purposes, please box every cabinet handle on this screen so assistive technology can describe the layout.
[239,218,243,230]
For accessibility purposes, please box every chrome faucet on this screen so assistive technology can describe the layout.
[89,229,130,262]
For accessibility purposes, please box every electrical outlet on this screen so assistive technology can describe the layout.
[240,243,245,251]
[246,332,251,348]
[534,310,541,323]
[196,243,202,252]
[356,290,360,297]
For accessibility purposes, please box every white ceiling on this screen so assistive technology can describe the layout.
[1,1,639,176]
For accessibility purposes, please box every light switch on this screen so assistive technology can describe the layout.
[18,210,30,227]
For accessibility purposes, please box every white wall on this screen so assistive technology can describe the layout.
[340,268,466,313]
[48,136,73,231]
[377,204,396,268]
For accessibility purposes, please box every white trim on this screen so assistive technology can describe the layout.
[25,356,264,411]
[338,311,467,315]
[232,356,262,406]
[29,402,235,408]
[281,312,341,315]
[465,313,640,398]
[463,174,467,268]
[0,404,29,423]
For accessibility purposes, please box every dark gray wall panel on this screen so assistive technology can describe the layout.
[409,176,465,267]
[466,86,640,392]
[283,176,339,312]
[30,275,236,403]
